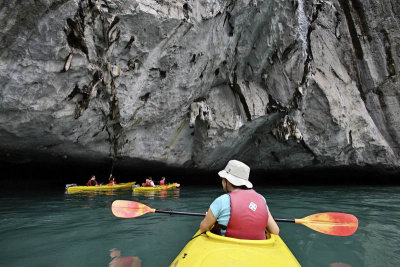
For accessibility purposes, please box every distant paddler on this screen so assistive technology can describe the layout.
[159,177,166,185]
[86,175,98,186]
[145,177,155,187]
[107,174,117,185]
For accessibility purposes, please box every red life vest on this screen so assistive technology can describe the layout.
[145,180,152,186]
[225,189,269,240]
[87,179,98,186]
[160,179,165,185]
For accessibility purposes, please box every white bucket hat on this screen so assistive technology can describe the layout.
[218,160,253,188]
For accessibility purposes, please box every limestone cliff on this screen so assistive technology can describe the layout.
[1,0,399,173]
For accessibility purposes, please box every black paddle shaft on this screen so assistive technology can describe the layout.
[275,218,295,223]
[155,210,205,216]
[155,210,296,223]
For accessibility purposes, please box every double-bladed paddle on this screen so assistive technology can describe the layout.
[111,200,358,236]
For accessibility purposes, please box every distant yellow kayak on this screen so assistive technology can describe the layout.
[66,181,136,194]
[170,230,301,267]
[133,183,180,192]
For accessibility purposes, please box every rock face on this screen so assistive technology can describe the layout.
[1,0,399,173]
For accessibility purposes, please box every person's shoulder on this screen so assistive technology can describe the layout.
[213,193,230,203]
[253,190,267,202]
[210,194,229,212]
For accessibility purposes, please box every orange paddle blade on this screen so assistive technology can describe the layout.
[295,212,358,236]
[112,200,155,218]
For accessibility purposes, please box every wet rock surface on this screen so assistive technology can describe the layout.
[1,0,399,176]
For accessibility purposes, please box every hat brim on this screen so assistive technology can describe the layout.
[218,170,253,189]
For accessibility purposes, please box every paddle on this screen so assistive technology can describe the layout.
[111,200,358,236]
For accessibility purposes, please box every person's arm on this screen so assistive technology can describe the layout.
[200,208,217,232]
[266,211,280,235]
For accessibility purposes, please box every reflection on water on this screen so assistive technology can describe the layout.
[109,248,141,267]
[330,263,352,267]
[133,188,180,199]
[65,189,130,197]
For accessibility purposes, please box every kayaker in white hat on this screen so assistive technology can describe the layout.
[200,160,280,240]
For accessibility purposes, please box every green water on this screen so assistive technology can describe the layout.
[1,185,399,266]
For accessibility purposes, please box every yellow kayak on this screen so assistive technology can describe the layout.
[66,181,136,194]
[170,230,301,267]
[133,183,180,192]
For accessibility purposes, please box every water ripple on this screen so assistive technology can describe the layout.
[1,185,399,266]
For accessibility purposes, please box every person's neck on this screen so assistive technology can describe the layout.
[228,186,241,193]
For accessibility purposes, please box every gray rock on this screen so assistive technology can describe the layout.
[0,0,399,174]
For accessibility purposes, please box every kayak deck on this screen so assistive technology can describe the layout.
[133,183,180,192]
[170,230,301,267]
[66,181,136,194]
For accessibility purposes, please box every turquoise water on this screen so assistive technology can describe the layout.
[1,185,399,266]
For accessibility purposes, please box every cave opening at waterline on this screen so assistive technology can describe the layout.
[1,155,398,189]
